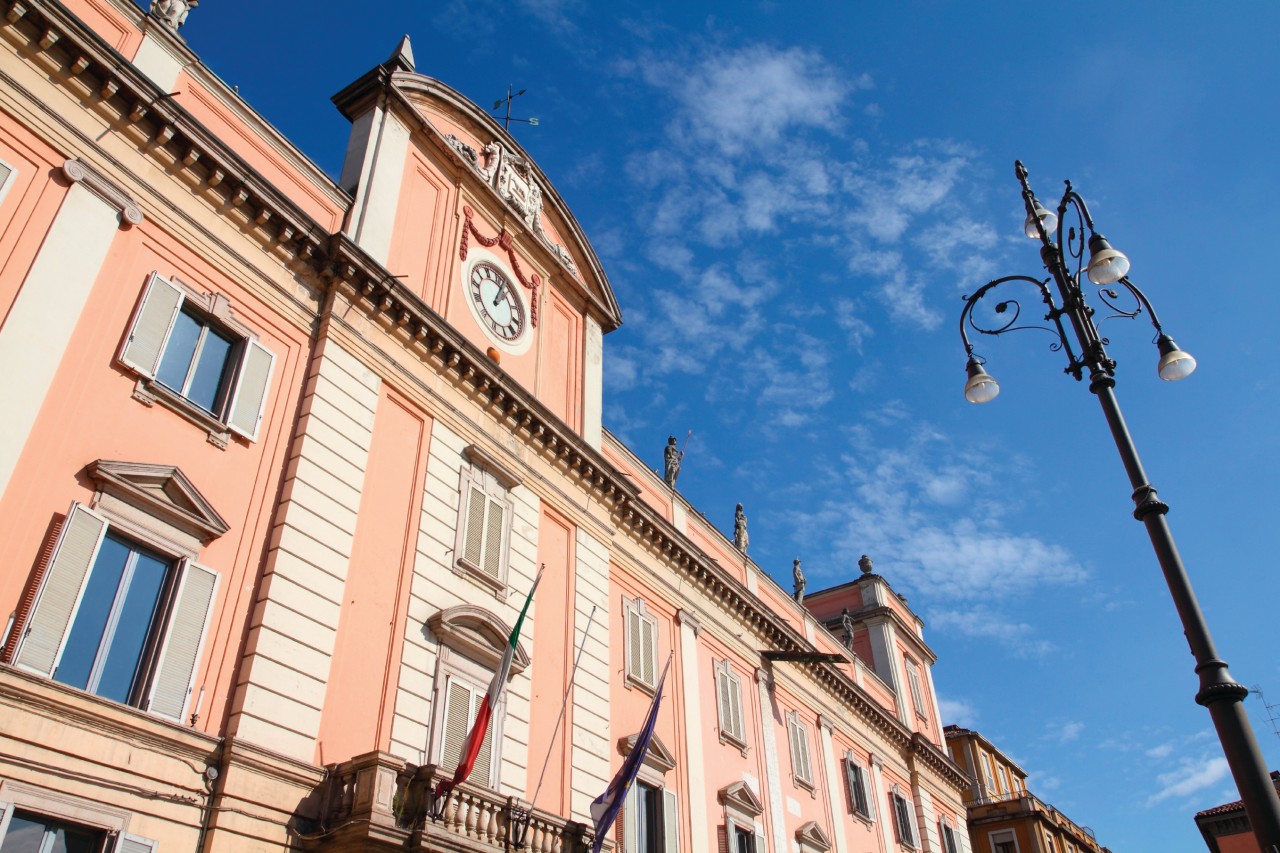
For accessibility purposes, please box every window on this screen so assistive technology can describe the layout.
[0,157,17,207]
[625,598,658,691]
[119,273,275,443]
[453,446,518,591]
[11,500,219,723]
[715,659,745,747]
[996,765,1010,795]
[990,829,1018,853]
[939,819,959,853]
[427,606,529,791]
[0,810,108,853]
[891,789,915,848]
[439,673,496,788]
[624,781,678,853]
[844,755,873,820]
[0,789,155,852]
[786,711,813,788]
[719,781,765,853]
[980,753,996,794]
[905,657,927,721]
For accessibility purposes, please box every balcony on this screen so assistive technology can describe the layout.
[302,752,595,853]
[969,790,1101,846]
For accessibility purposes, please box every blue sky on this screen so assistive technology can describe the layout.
[172,2,1280,848]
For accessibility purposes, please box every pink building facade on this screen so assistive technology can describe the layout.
[0,2,969,851]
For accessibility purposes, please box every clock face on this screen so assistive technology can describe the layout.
[468,262,526,343]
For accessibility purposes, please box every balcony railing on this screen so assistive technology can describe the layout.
[969,789,1100,845]
[304,752,595,853]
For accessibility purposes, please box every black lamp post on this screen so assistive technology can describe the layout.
[959,161,1280,849]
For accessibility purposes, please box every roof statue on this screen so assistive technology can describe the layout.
[733,503,748,553]
[792,558,805,604]
[150,0,196,29]
[663,435,681,487]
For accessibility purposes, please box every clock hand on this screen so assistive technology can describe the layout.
[492,281,508,306]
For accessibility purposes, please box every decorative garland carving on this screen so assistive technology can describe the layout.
[460,204,540,327]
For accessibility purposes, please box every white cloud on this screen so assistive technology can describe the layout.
[1146,743,1174,759]
[654,45,848,157]
[1146,755,1230,806]
[1050,720,1085,743]
[938,697,979,728]
[928,607,1057,658]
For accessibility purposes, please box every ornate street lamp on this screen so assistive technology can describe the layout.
[959,162,1280,848]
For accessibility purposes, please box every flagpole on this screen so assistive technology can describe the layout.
[515,604,599,846]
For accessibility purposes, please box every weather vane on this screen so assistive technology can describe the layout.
[492,85,540,131]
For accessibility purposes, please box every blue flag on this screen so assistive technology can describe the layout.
[589,660,670,853]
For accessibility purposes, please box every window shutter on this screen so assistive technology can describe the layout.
[472,689,494,788]
[627,605,642,681]
[0,801,11,846]
[227,339,274,441]
[726,673,743,740]
[463,485,487,567]
[622,783,638,853]
[146,561,218,722]
[121,274,183,377]
[118,834,158,853]
[662,788,679,853]
[441,679,474,771]
[716,664,731,730]
[15,503,108,677]
[754,827,767,853]
[480,495,505,578]
[640,614,656,686]
[846,759,867,815]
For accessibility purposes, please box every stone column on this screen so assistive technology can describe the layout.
[676,610,707,853]
[870,754,894,853]
[817,716,849,853]
[755,667,788,853]
[0,160,142,498]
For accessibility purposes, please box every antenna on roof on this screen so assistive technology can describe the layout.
[491,84,540,131]
[1251,686,1280,749]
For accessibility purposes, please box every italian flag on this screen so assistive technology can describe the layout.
[435,569,542,800]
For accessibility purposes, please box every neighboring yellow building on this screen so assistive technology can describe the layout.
[945,726,1113,853]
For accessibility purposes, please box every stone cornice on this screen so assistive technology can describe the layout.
[2,0,338,273]
[910,732,969,792]
[0,665,218,763]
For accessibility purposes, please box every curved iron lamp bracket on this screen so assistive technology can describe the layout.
[959,274,1079,371]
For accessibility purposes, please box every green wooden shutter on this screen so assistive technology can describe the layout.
[227,339,274,440]
[120,274,183,377]
[146,561,218,722]
[15,503,107,677]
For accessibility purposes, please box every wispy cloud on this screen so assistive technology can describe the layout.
[1146,755,1230,806]
[939,697,979,727]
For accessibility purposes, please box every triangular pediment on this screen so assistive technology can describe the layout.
[796,821,832,852]
[86,459,228,543]
[427,605,530,674]
[619,732,676,774]
[718,781,763,817]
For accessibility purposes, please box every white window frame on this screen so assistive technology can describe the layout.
[989,828,1019,853]
[624,597,659,693]
[786,710,814,790]
[426,606,529,791]
[0,156,18,208]
[621,733,679,853]
[715,659,746,750]
[844,753,874,821]
[939,816,959,853]
[0,779,156,851]
[11,499,219,724]
[905,656,927,721]
[890,787,917,849]
[719,781,766,853]
[453,446,518,595]
[980,753,997,795]
[118,272,275,447]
